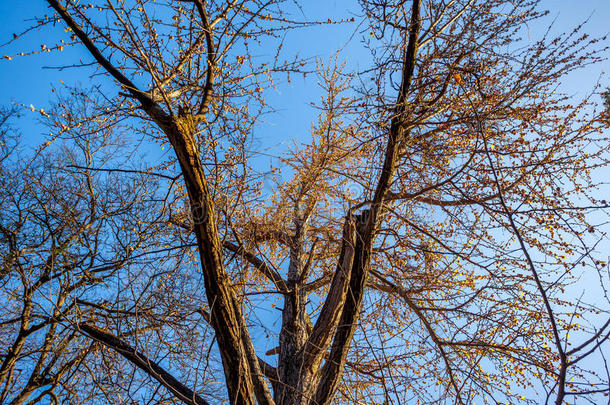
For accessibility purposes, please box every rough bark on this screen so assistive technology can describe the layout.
[274,222,313,405]
[305,215,356,367]
[313,211,371,405]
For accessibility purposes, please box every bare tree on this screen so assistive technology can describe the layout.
[1,0,609,403]
[0,97,222,404]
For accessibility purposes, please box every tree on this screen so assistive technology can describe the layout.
[2,0,609,403]
[0,96,222,404]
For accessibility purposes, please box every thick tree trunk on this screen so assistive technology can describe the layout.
[167,116,272,405]
[274,225,315,405]
[273,213,369,405]
[313,211,371,405]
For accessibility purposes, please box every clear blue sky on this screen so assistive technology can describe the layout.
[2,1,608,148]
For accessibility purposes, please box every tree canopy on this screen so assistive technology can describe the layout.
[1,0,609,404]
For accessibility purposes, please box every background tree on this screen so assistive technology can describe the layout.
[1,0,609,403]
[0,97,223,404]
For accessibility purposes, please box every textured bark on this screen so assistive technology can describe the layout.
[274,224,314,405]
[313,211,371,405]
[311,1,422,403]
[166,116,273,405]
[304,216,356,367]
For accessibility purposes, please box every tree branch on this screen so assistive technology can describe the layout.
[304,215,355,366]
[46,0,169,128]
[78,323,209,405]
[222,241,289,294]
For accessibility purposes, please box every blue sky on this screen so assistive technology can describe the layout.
[0,1,608,147]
